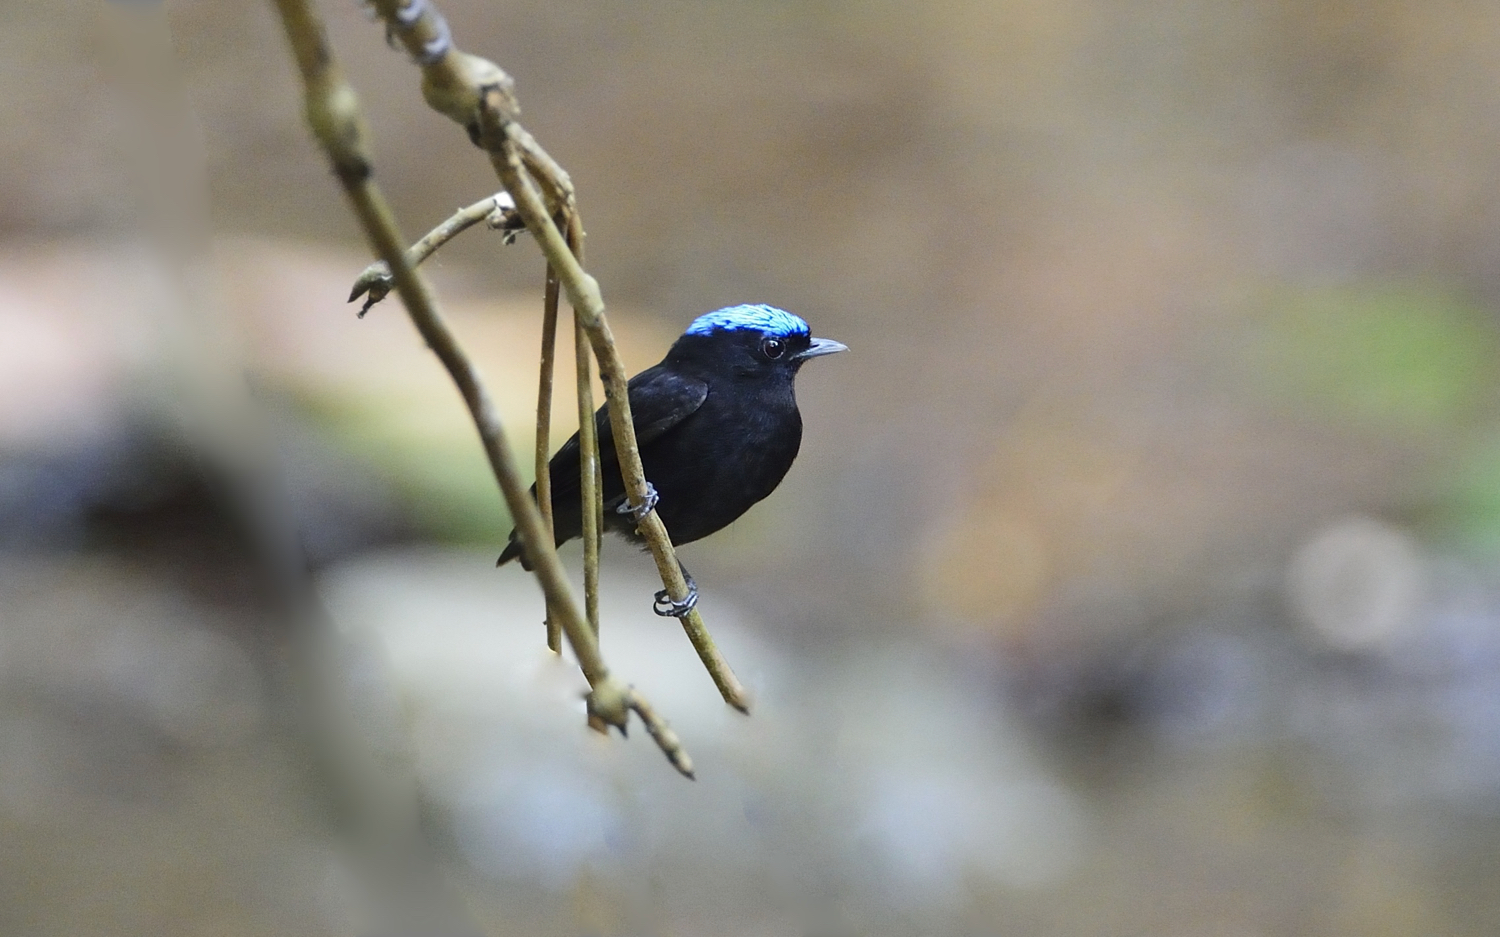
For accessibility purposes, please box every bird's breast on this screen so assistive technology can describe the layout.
[636,381,803,543]
[695,387,801,484]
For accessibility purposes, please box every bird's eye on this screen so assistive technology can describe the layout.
[761,337,787,359]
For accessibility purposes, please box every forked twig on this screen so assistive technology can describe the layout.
[347,191,521,316]
[371,0,751,713]
[270,0,694,776]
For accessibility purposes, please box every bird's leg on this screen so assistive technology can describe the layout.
[615,481,659,524]
[653,560,698,619]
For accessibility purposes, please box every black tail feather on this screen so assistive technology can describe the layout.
[496,533,530,569]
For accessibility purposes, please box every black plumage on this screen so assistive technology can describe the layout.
[497,305,845,571]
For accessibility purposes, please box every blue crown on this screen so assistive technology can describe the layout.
[684,304,809,338]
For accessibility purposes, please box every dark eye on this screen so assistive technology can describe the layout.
[761,337,787,359]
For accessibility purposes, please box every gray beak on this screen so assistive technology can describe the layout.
[794,336,849,360]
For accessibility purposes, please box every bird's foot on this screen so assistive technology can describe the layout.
[653,583,699,618]
[653,564,698,618]
[615,482,659,524]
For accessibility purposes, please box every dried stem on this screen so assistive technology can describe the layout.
[512,124,574,216]
[568,217,602,636]
[347,191,519,316]
[489,135,751,712]
[627,689,693,778]
[537,266,562,652]
[366,0,750,711]
[576,315,601,635]
[270,0,693,771]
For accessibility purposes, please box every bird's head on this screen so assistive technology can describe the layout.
[667,304,847,380]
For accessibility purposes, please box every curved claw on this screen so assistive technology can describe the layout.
[615,482,659,524]
[653,583,699,619]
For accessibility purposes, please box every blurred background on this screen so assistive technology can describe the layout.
[5,0,1500,934]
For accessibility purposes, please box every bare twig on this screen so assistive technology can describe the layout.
[487,130,751,712]
[627,689,693,778]
[537,266,561,652]
[512,123,574,217]
[347,191,520,316]
[270,0,693,771]
[568,217,602,636]
[576,314,601,635]
[363,0,751,712]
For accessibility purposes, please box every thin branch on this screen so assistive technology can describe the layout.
[360,0,752,714]
[576,315,601,635]
[374,0,574,221]
[568,217,602,636]
[347,191,521,316]
[362,0,752,712]
[270,0,693,771]
[627,689,693,778]
[537,266,561,652]
[485,128,751,713]
[513,124,574,217]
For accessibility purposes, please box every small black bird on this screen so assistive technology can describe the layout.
[498,304,846,614]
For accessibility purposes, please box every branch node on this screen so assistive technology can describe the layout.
[349,263,391,316]
[585,677,631,734]
[562,272,602,324]
[372,0,517,129]
[305,79,371,182]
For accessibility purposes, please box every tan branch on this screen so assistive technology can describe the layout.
[487,130,750,712]
[627,689,693,778]
[270,0,696,777]
[347,191,522,316]
[364,0,750,712]
[537,266,561,653]
[568,218,602,636]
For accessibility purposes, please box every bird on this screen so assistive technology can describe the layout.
[497,303,846,615]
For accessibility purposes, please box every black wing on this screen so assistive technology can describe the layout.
[549,363,708,504]
[498,364,707,566]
